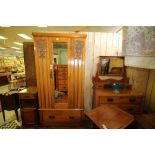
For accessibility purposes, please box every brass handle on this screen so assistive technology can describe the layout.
[49,115,55,119]
[107,98,113,102]
[50,65,53,78]
[129,98,136,102]
[69,116,75,119]
[128,108,134,112]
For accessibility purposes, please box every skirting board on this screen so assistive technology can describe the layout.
[125,56,155,69]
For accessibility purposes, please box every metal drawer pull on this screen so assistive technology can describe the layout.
[69,116,75,119]
[128,108,134,112]
[129,98,136,102]
[49,115,55,119]
[24,96,30,98]
[107,98,113,102]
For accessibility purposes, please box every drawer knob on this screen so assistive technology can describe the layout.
[69,116,75,119]
[127,108,134,112]
[129,98,136,102]
[49,115,55,119]
[107,98,113,102]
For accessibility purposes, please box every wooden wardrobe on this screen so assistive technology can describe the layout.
[32,33,86,126]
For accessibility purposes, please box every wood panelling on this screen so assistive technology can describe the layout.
[126,67,155,112]
[82,31,123,110]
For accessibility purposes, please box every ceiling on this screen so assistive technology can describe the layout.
[0,26,121,56]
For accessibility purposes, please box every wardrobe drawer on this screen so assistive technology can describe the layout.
[58,75,68,80]
[58,85,68,91]
[58,80,67,85]
[99,96,142,104]
[57,68,68,72]
[40,110,83,125]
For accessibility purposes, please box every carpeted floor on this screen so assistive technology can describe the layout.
[0,120,21,129]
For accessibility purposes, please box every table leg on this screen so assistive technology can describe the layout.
[14,110,19,121]
[2,110,5,122]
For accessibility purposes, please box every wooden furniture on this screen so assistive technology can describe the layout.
[96,56,125,76]
[23,42,37,86]
[56,64,68,91]
[85,104,134,129]
[33,33,86,127]
[0,93,19,121]
[92,56,144,114]
[0,73,11,86]
[93,56,129,89]
[93,88,143,114]
[135,114,155,129]
[19,87,39,126]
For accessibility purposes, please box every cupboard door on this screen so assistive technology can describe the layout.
[34,37,54,109]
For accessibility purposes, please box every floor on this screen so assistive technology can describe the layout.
[0,108,150,129]
[0,109,22,126]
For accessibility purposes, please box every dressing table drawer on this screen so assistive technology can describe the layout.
[94,89,144,114]
[100,102,142,114]
[99,96,142,104]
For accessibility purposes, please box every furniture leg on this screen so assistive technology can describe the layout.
[14,110,19,121]
[2,110,5,122]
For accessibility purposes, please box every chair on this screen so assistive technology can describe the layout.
[0,93,20,122]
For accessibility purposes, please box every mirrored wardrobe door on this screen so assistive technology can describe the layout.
[49,37,70,109]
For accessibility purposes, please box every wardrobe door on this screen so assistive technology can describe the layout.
[33,37,54,109]
[49,37,71,109]
[33,33,86,111]
[69,37,86,109]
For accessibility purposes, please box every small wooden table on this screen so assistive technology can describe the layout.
[85,104,134,129]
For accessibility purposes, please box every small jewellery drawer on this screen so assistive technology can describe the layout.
[58,80,67,85]
[58,85,68,91]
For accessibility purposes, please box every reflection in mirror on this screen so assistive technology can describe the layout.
[100,57,124,76]
[52,42,68,104]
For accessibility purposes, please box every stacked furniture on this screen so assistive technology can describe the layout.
[56,64,68,91]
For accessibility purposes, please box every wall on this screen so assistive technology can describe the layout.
[82,31,123,110]
[125,26,155,69]
[125,27,155,112]
[126,67,155,112]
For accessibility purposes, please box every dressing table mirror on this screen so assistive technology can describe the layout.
[93,56,128,88]
[97,56,125,78]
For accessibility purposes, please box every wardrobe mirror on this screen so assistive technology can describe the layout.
[52,42,68,104]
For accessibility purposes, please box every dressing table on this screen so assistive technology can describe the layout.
[92,56,144,114]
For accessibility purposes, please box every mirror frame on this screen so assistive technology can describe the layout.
[96,56,125,77]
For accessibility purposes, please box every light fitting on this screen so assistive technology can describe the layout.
[15,51,23,53]
[11,46,20,50]
[14,42,23,46]
[0,47,6,49]
[17,34,32,40]
[0,35,7,39]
